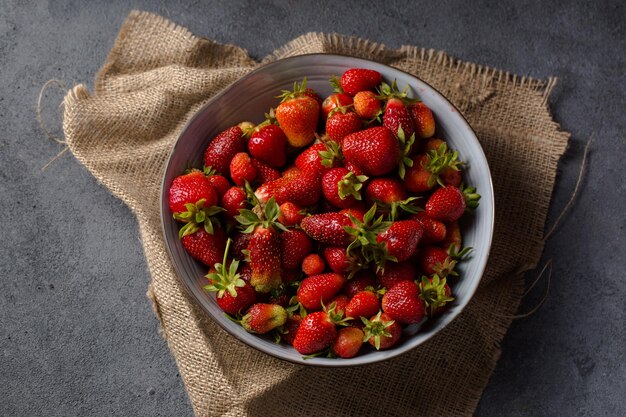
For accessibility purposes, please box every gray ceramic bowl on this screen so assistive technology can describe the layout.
[160,54,494,366]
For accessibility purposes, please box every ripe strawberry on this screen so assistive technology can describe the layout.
[410,212,447,244]
[181,227,227,267]
[408,102,436,139]
[230,152,257,186]
[376,220,423,262]
[440,166,462,187]
[281,168,323,207]
[251,158,281,184]
[404,143,464,192]
[330,294,350,317]
[322,167,367,209]
[344,160,367,176]
[418,274,454,316]
[332,327,364,358]
[363,311,402,350]
[295,143,328,173]
[345,291,380,319]
[248,226,282,293]
[383,98,415,139]
[241,303,287,334]
[282,314,302,345]
[342,127,400,176]
[232,232,252,260]
[293,310,339,355]
[423,138,445,152]
[326,109,363,143]
[339,206,366,223]
[365,177,407,205]
[297,273,346,311]
[381,280,425,324]
[302,253,325,276]
[419,245,468,278]
[221,186,247,219]
[340,68,382,96]
[204,126,246,175]
[425,185,480,223]
[248,124,287,167]
[376,261,417,289]
[353,91,382,119]
[403,154,434,193]
[321,93,353,120]
[216,282,256,315]
[322,246,351,274]
[206,173,230,200]
[275,79,320,147]
[280,229,313,270]
[277,202,305,226]
[342,271,376,298]
[301,212,354,246]
[441,221,462,251]
[169,170,218,213]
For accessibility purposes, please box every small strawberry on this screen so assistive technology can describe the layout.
[204,170,231,200]
[232,232,252,260]
[339,68,382,96]
[440,166,462,187]
[293,307,345,355]
[423,138,446,152]
[330,294,350,317]
[408,102,436,139]
[277,202,305,227]
[326,108,363,143]
[365,178,406,205]
[376,220,423,262]
[339,206,366,223]
[345,290,380,319]
[419,245,471,277]
[441,221,462,251]
[297,273,346,311]
[280,229,313,270]
[425,185,480,223]
[321,246,368,278]
[302,253,326,276]
[169,170,218,213]
[282,314,302,345]
[362,311,402,350]
[181,227,227,267]
[301,212,354,246]
[410,212,447,244]
[376,261,417,289]
[381,280,425,324]
[404,143,463,192]
[251,158,281,184]
[322,167,368,209]
[343,272,376,298]
[230,152,257,186]
[353,91,382,120]
[383,98,415,140]
[248,124,287,168]
[332,327,365,358]
[321,93,353,120]
[221,186,247,220]
[275,78,320,147]
[418,274,454,316]
[342,127,400,176]
[203,126,246,175]
[241,303,287,334]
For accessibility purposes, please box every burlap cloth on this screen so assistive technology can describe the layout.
[62,10,570,417]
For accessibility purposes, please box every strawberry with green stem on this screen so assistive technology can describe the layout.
[293,302,351,355]
[418,274,454,316]
[334,68,382,96]
[404,143,464,193]
[425,184,480,223]
[326,106,363,143]
[321,93,353,121]
[419,244,472,277]
[362,311,402,350]
[275,78,320,148]
[322,167,368,209]
[240,303,288,334]
[344,204,393,269]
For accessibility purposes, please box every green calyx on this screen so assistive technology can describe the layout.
[376,79,420,104]
[418,274,455,316]
[173,198,225,238]
[422,143,465,188]
[277,77,309,102]
[388,196,422,221]
[344,204,395,270]
[434,245,472,278]
[461,184,481,211]
[337,172,368,201]
[327,104,354,119]
[234,196,288,234]
[396,126,416,180]
[362,310,395,350]
[203,239,245,298]
[329,75,344,94]
[319,140,343,168]
[323,301,352,326]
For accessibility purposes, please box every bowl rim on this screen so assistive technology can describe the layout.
[159,53,495,367]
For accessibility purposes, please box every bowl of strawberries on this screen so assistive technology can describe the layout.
[160,54,494,366]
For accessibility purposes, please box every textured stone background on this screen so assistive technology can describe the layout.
[1,1,624,416]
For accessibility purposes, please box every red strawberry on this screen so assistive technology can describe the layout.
[206,174,230,200]
[280,229,313,270]
[332,327,364,358]
[339,206,366,223]
[275,79,320,147]
[216,282,256,315]
[295,143,328,173]
[277,202,305,226]
[418,274,454,316]
[440,166,462,187]
[376,261,417,289]
[404,144,464,192]
[282,314,302,345]
[301,212,354,246]
[251,158,281,184]
[410,212,447,244]
[322,246,351,274]
[321,93,353,120]
[181,227,227,267]
[441,221,462,252]
[363,311,402,350]
[340,68,382,96]
[425,185,478,223]
[280,268,300,284]
[302,88,323,106]
[423,138,446,152]
[343,272,376,298]
[326,110,363,143]
[248,124,287,167]
[281,168,323,207]
[345,291,380,319]
[241,303,287,334]
[322,167,367,209]
[232,232,252,260]
[408,102,436,139]
[293,310,339,355]
[419,246,459,277]
[381,280,425,324]
[376,220,423,262]
[221,186,247,219]
[343,160,367,177]
[330,294,350,317]
[297,273,346,311]
[403,154,434,193]
[248,226,282,293]
[302,253,326,276]
[169,170,217,213]
[365,177,407,205]
[383,98,415,139]
[353,91,382,119]
[230,152,257,186]
[204,126,246,175]
[342,127,400,176]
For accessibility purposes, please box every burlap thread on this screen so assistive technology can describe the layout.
[62,10,570,417]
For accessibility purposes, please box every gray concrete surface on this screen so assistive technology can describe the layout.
[1,1,624,416]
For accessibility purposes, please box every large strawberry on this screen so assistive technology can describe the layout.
[376,220,423,262]
[362,311,402,350]
[322,167,368,209]
[181,226,227,267]
[293,304,348,355]
[203,126,246,175]
[297,272,346,311]
[241,303,287,334]
[275,78,320,147]
[425,185,480,222]
[338,68,382,96]
[247,123,287,168]
[342,127,400,176]
[381,280,425,324]
[301,212,354,246]
[169,170,217,213]
[280,229,313,270]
